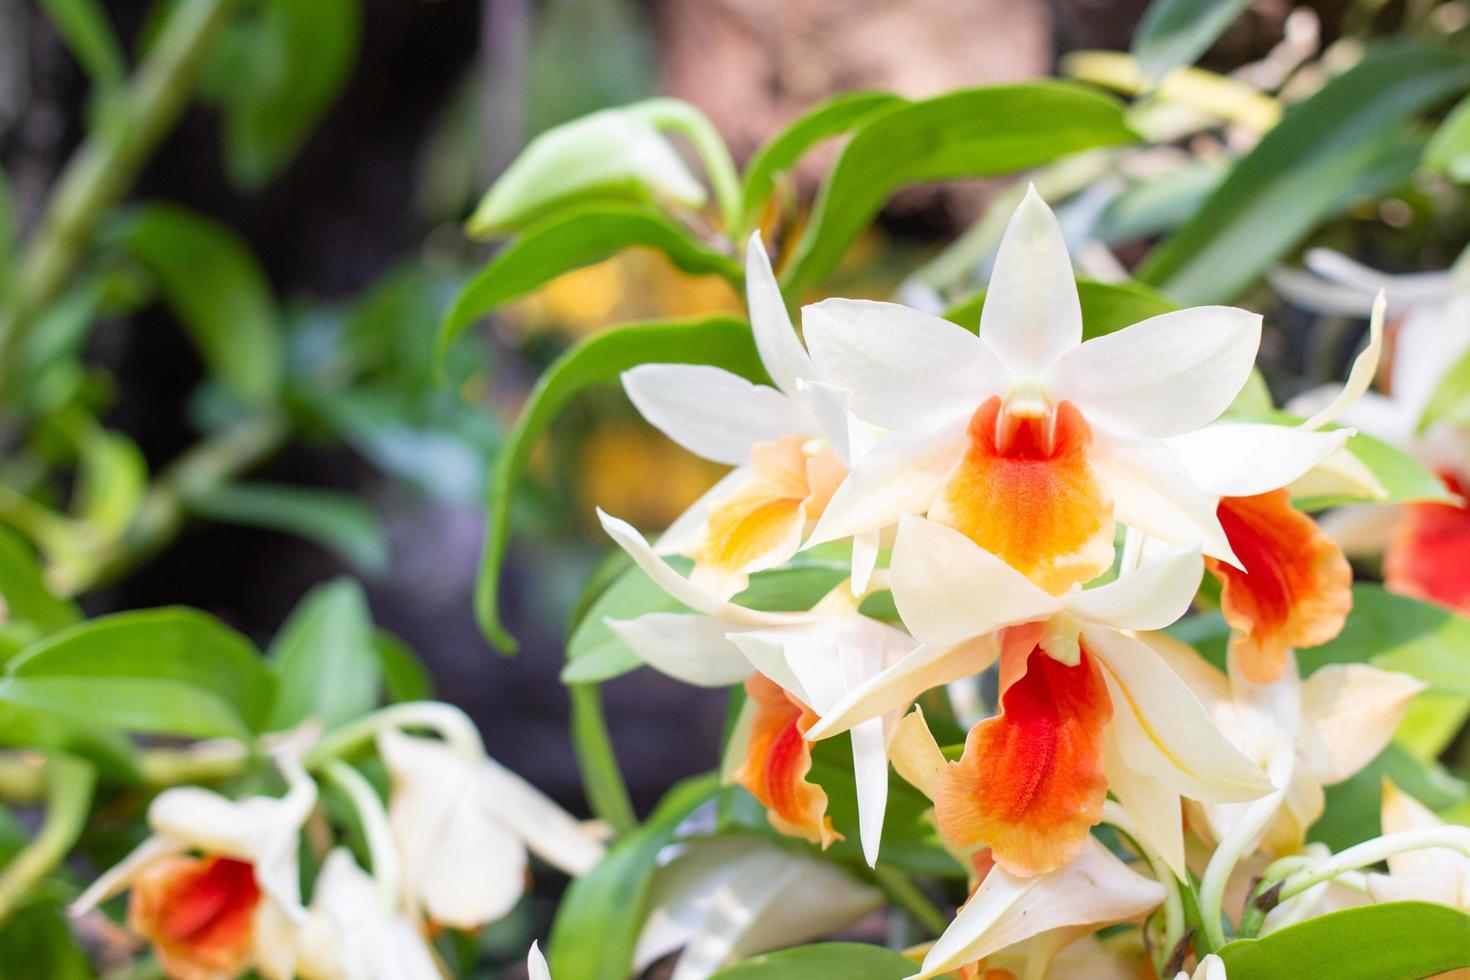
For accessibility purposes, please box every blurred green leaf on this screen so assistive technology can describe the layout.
[1308,584,1470,696]
[40,0,125,101]
[781,82,1137,296]
[72,425,146,537]
[738,92,904,231]
[1419,341,1470,429]
[1394,692,1470,759]
[475,316,767,652]
[1,607,275,740]
[1139,43,1470,304]
[548,773,719,980]
[374,629,434,703]
[0,528,79,635]
[267,579,381,731]
[710,944,918,980]
[1094,158,1228,243]
[1131,0,1252,80]
[184,481,388,573]
[117,204,283,404]
[1218,902,1470,979]
[943,278,1175,338]
[438,204,743,362]
[1311,743,1466,850]
[1424,93,1470,182]
[213,0,360,188]
[0,167,14,307]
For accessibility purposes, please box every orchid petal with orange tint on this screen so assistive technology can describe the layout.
[1385,472,1470,614]
[734,672,840,848]
[129,855,261,980]
[1207,489,1352,683]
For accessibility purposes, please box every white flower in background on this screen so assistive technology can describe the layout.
[1176,953,1228,980]
[806,515,1270,878]
[598,511,912,864]
[294,848,442,980]
[376,728,605,931]
[70,756,317,980]
[802,186,1261,594]
[1365,781,1470,910]
[632,836,882,980]
[528,942,552,980]
[620,234,873,599]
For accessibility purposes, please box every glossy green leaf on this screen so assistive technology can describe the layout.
[1140,43,1470,304]
[39,0,126,93]
[1132,0,1253,79]
[738,92,905,230]
[548,774,720,980]
[1218,902,1470,979]
[781,83,1135,296]
[374,630,434,703]
[0,528,79,635]
[943,278,1175,338]
[1308,584,1470,696]
[1310,743,1466,850]
[710,943,918,980]
[117,204,283,404]
[437,204,742,362]
[2,607,275,739]
[0,898,94,980]
[184,481,388,573]
[214,0,360,188]
[267,579,381,731]
[1424,93,1470,182]
[475,316,767,652]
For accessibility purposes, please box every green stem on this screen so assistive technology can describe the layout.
[638,99,743,238]
[304,701,487,769]
[871,864,949,937]
[0,754,95,923]
[0,0,237,379]
[323,760,400,905]
[1103,801,1186,971]
[568,683,636,836]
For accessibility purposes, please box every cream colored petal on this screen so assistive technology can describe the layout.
[1137,631,1230,712]
[1105,727,1186,877]
[1286,445,1388,503]
[1165,423,1351,498]
[479,755,606,877]
[1090,435,1238,567]
[252,899,299,980]
[887,706,947,802]
[1296,291,1385,432]
[608,613,752,687]
[1380,780,1464,881]
[1298,665,1425,785]
[912,838,1165,979]
[528,943,552,980]
[1064,545,1202,632]
[746,233,814,399]
[1366,869,1465,908]
[798,380,856,466]
[623,364,808,466]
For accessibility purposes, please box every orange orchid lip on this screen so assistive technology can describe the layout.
[734,671,842,849]
[129,854,260,980]
[1385,470,1470,615]
[1206,488,1352,683]
[928,396,1114,596]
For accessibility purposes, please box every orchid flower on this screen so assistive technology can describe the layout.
[621,234,870,599]
[598,510,912,863]
[70,755,317,980]
[528,943,552,980]
[294,849,443,980]
[1364,781,1470,910]
[632,836,883,980]
[376,727,606,930]
[805,515,1271,877]
[801,186,1260,596]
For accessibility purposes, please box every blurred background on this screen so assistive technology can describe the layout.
[0,0,1430,822]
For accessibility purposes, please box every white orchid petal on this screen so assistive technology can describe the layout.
[851,528,880,595]
[798,380,855,465]
[1047,306,1261,439]
[608,613,752,687]
[1090,436,1237,566]
[1064,546,1202,632]
[1166,423,1352,498]
[891,515,1059,647]
[978,185,1083,378]
[746,233,814,398]
[887,707,946,802]
[1105,729,1187,877]
[1287,445,1388,503]
[851,715,890,867]
[1380,781,1462,880]
[1084,626,1274,803]
[1366,869,1464,908]
[478,755,606,876]
[912,838,1164,979]
[1298,291,1385,432]
[1305,249,1454,301]
[528,943,552,980]
[1298,665,1425,785]
[623,364,807,466]
[803,299,1003,429]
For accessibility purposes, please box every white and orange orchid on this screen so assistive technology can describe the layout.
[598,510,912,863]
[621,234,870,599]
[806,515,1271,878]
[70,755,317,980]
[294,848,443,980]
[801,186,1260,595]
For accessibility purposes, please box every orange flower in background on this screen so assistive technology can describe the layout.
[129,856,261,980]
[1384,471,1470,614]
[734,672,841,848]
[1206,488,1352,683]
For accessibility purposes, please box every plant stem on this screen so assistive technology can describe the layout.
[1197,748,1294,951]
[568,683,636,836]
[323,760,400,906]
[872,864,950,937]
[638,99,743,239]
[1275,826,1470,902]
[0,754,95,923]
[1103,801,1186,970]
[304,701,487,768]
[0,0,236,379]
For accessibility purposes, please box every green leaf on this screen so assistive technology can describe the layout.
[374,630,434,703]
[2,608,275,739]
[0,897,93,978]
[39,0,126,93]
[0,528,80,635]
[267,579,381,731]
[738,92,905,230]
[1139,43,1470,304]
[72,426,147,536]
[213,0,360,188]
[1131,0,1253,80]
[1308,584,1470,696]
[475,316,767,651]
[117,204,283,404]
[0,167,14,305]
[437,204,742,363]
[183,481,388,573]
[1311,743,1467,850]
[1218,902,1470,979]
[548,774,720,980]
[781,82,1136,296]
[1424,93,1470,182]
[710,943,918,980]
[1419,341,1470,428]
[943,278,1175,338]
